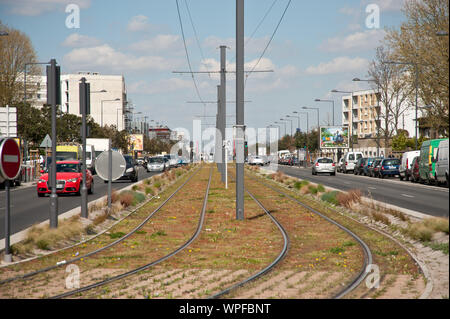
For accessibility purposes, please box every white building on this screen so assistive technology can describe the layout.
[340,89,416,157]
[26,72,128,131]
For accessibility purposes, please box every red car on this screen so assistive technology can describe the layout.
[37,161,93,197]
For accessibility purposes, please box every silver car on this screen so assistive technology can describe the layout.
[147,157,167,172]
[312,157,336,176]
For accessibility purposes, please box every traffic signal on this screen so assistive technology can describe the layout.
[244,141,248,148]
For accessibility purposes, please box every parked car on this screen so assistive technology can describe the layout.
[147,157,168,172]
[354,157,367,175]
[337,158,344,173]
[362,157,376,176]
[37,161,93,197]
[434,139,449,187]
[399,150,420,181]
[378,158,401,179]
[410,156,420,183]
[419,138,447,184]
[341,152,363,174]
[117,155,138,183]
[368,158,383,177]
[312,157,336,176]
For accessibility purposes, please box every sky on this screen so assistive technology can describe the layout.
[0,0,409,136]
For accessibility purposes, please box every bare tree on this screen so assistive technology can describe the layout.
[368,46,414,149]
[385,0,449,137]
[0,21,40,107]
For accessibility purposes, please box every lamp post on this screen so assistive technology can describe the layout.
[314,98,335,126]
[302,106,320,156]
[281,118,293,136]
[287,114,300,134]
[275,121,286,137]
[332,89,354,151]
[382,60,419,150]
[101,98,121,127]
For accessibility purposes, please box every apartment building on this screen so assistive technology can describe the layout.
[341,89,415,157]
[25,72,128,131]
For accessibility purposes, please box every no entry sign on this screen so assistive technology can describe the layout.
[0,138,21,180]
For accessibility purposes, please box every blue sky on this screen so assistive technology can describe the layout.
[0,0,408,135]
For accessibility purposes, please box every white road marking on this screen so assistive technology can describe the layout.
[368,187,377,190]
[401,194,414,198]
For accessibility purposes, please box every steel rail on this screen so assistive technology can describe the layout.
[51,165,213,299]
[209,172,289,299]
[246,172,373,299]
[0,165,202,286]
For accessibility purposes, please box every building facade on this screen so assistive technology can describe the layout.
[26,72,128,131]
[341,89,416,157]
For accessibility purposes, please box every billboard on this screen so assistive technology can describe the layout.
[320,126,349,149]
[128,134,144,151]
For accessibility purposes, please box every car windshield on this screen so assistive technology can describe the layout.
[56,163,80,173]
[56,152,77,161]
[356,154,363,160]
[318,158,333,164]
[383,159,400,165]
[149,157,164,163]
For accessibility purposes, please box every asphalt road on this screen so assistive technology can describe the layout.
[276,165,449,218]
[0,167,157,240]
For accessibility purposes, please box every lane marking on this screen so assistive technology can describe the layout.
[401,194,414,198]
[368,187,376,190]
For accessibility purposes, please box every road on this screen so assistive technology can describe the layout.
[276,165,449,218]
[0,167,157,240]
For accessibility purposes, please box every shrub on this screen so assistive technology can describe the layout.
[300,185,310,195]
[317,184,326,193]
[119,192,134,207]
[145,187,154,196]
[321,191,340,205]
[423,217,449,234]
[36,239,50,250]
[308,185,318,195]
[294,181,302,190]
[371,212,391,225]
[337,189,361,208]
[406,223,433,242]
[154,181,162,189]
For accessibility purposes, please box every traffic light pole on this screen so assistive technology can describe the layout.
[80,77,89,219]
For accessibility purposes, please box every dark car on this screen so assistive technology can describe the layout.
[369,158,383,177]
[410,156,420,183]
[378,158,401,179]
[363,157,376,176]
[354,157,367,175]
[117,155,138,183]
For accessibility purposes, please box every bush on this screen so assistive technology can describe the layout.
[145,187,155,196]
[119,192,134,207]
[423,217,449,234]
[337,189,361,208]
[406,223,433,242]
[308,185,318,195]
[321,191,340,205]
[371,212,391,225]
[154,181,162,189]
[317,184,326,193]
[294,181,302,190]
[36,239,50,250]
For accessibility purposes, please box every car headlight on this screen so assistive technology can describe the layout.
[126,167,134,173]
[67,178,78,183]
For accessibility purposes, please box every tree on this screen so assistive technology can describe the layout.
[368,45,414,149]
[385,0,449,137]
[0,21,40,106]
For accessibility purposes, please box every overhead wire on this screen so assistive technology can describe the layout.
[244,0,292,88]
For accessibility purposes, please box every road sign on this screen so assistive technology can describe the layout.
[0,106,17,137]
[0,138,21,180]
[94,150,126,181]
[40,134,52,148]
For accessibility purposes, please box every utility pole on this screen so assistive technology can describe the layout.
[79,77,90,219]
[47,59,60,228]
[219,45,227,183]
[216,85,221,172]
[235,0,245,221]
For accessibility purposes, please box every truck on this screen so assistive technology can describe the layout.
[86,138,109,158]
[56,144,82,161]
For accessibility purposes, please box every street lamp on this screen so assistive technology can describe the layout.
[286,114,300,134]
[382,60,419,149]
[302,106,320,155]
[281,118,293,136]
[275,121,286,137]
[101,98,121,127]
[314,98,335,126]
[331,89,355,151]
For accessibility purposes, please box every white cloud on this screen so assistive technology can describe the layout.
[2,0,90,16]
[127,15,154,32]
[63,44,182,72]
[129,34,182,53]
[320,29,386,52]
[305,57,369,75]
[62,33,102,47]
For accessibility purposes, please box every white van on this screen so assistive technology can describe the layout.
[434,139,449,186]
[400,150,420,181]
[342,152,363,174]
